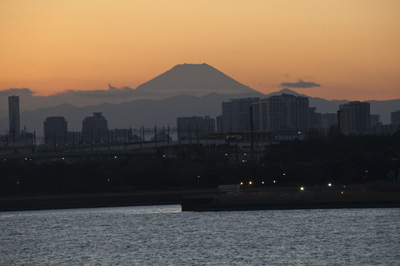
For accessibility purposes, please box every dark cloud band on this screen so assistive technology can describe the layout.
[280,79,320,88]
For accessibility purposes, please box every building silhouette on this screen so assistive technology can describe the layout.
[222,98,260,133]
[44,117,68,145]
[8,96,20,138]
[221,95,310,134]
[370,114,381,127]
[338,101,371,135]
[253,94,309,133]
[216,115,223,133]
[309,107,322,130]
[177,116,215,139]
[392,110,400,125]
[321,113,338,133]
[82,112,109,142]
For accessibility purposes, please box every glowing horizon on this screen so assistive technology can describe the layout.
[1,0,399,101]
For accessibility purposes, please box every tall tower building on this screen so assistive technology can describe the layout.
[8,95,20,137]
[338,101,371,135]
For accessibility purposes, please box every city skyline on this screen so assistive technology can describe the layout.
[1,0,399,101]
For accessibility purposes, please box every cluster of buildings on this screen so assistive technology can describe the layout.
[182,95,400,138]
[43,112,137,145]
[219,95,310,134]
[2,94,400,147]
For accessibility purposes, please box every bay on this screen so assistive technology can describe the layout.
[1,205,399,265]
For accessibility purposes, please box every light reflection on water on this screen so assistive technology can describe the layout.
[1,206,399,265]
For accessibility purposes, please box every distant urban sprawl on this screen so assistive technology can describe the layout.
[2,94,400,147]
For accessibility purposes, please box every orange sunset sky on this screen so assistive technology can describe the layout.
[1,0,399,100]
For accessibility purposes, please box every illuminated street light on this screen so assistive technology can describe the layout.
[300,187,304,191]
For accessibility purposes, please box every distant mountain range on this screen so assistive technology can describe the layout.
[0,63,399,135]
[0,63,259,114]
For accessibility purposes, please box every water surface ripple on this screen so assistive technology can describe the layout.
[1,206,399,265]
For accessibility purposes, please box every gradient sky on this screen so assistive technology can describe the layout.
[1,0,399,100]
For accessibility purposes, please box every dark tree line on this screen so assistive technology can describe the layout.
[1,133,399,196]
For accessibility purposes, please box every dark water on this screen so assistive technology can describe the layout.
[1,205,399,265]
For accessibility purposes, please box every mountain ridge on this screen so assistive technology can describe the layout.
[0,63,399,135]
[0,89,398,136]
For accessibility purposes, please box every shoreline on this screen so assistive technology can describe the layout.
[1,185,400,212]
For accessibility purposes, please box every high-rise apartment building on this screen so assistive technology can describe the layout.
[82,112,109,142]
[221,95,309,134]
[391,110,400,125]
[253,94,309,133]
[221,98,260,133]
[8,95,20,137]
[44,117,68,145]
[338,101,371,135]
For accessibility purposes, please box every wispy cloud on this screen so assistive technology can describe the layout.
[0,88,36,96]
[280,79,320,89]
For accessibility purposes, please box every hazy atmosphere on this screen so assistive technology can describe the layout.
[1,0,399,101]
